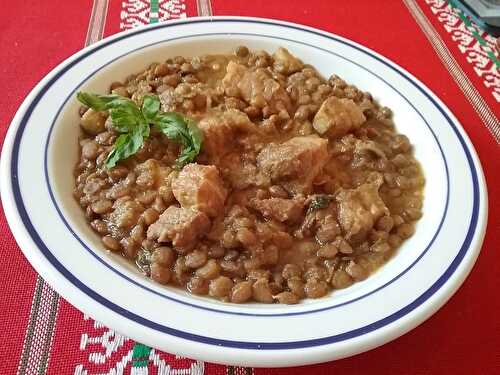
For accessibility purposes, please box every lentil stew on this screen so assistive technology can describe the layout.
[74,46,424,304]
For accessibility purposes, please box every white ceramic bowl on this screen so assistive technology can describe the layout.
[0,17,488,367]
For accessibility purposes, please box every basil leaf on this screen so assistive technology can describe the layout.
[109,107,143,133]
[142,95,161,122]
[154,113,203,168]
[77,92,134,111]
[139,120,150,138]
[174,120,203,168]
[156,112,187,126]
[105,128,144,169]
[78,91,202,169]
[155,119,189,145]
[187,119,203,156]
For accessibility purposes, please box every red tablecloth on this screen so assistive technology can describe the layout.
[1,1,499,374]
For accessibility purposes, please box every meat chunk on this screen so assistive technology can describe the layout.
[221,61,246,95]
[336,182,389,241]
[218,153,270,189]
[109,200,144,229]
[197,109,256,162]
[272,47,303,74]
[222,61,292,113]
[172,163,227,217]
[256,136,328,195]
[251,197,305,223]
[147,206,210,250]
[313,97,366,138]
[134,159,159,188]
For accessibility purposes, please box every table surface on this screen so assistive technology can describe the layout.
[1,1,499,374]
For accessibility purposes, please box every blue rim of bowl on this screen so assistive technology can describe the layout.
[10,19,479,349]
[43,31,449,317]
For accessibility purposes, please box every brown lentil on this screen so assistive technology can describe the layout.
[287,278,306,298]
[230,281,253,303]
[151,247,176,267]
[187,276,209,295]
[252,278,274,303]
[102,236,120,251]
[150,263,172,284]
[304,279,329,298]
[274,291,299,304]
[195,259,220,280]
[185,250,208,268]
[331,270,354,289]
[209,276,234,298]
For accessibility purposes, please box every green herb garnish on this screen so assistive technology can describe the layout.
[77,92,203,169]
[308,195,333,212]
[135,247,152,276]
[155,112,203,169]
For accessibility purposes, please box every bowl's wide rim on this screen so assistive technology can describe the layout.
[0,16,488,367]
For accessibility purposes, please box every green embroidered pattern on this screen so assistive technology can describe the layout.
[150,0,159,24]
[132,343,152,368]
[447,0,500,68]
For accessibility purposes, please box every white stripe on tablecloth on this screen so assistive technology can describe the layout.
[197,0,213,16]
[17,278,59,375]
[85,0,109,46]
